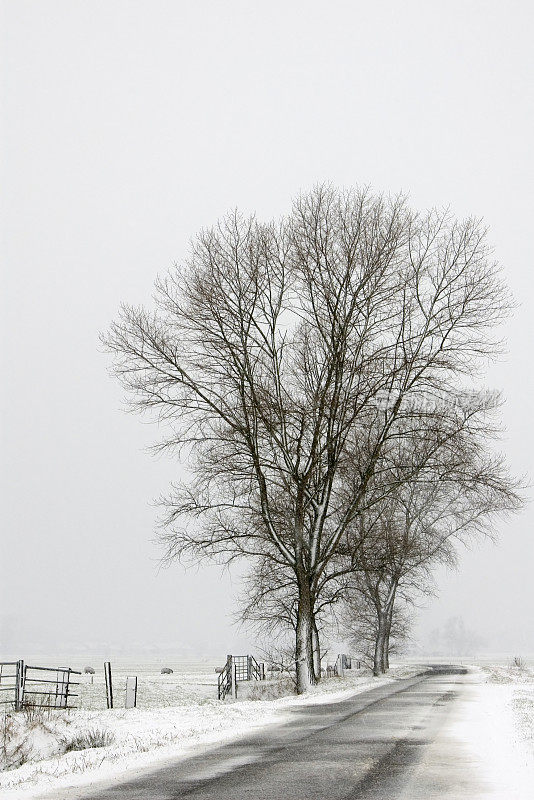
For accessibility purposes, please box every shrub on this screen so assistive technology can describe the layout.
[84,667,95,675]
[511,656,526,671]
[160,667,173,675]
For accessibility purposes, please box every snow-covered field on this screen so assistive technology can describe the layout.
[78,666,219,709]
[0,663,418,799]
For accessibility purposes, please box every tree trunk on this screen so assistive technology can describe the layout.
[295,575,316,694]
[382,608,393,671]
[311,616,321,682]
[383,630,390,671]
[373,611,387,676]
[382,587,397,672]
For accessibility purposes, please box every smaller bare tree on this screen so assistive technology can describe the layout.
[338,452,520,676]
[340,591,412,671]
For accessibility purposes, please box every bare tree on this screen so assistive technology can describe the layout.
[428,616,486,657]
[238,554,342,679]
[341,589,412,670]
[238,560,298,641]
[104,185,511,692]
[338,426,520,676]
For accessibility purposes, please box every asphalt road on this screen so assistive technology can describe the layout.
[74,666,493,800]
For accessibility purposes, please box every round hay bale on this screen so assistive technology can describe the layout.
[84,666,95,674]
[160,667,173,674]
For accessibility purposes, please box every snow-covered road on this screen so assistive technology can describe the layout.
[74,665,532,800]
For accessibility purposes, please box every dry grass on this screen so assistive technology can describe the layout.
[1,712,26,771]
[62,728,115,752]
[241,678,295,701]
[511,656,526,671]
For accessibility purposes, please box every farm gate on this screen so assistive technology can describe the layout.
[0,660,81,710]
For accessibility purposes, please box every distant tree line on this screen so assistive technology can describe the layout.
[105,186,521,692]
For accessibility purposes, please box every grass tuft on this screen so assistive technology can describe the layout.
[62,728,115,752]
[511,656,526,671]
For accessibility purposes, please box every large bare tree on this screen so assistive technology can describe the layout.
[104,185,510,692]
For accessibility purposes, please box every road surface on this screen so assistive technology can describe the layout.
[67,666,506,799]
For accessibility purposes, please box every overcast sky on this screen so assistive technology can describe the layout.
[1,0,533,661]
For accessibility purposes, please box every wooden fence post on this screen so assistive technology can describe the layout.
[104,661,113,709]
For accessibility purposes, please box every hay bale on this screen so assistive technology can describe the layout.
[84,666,95,674]
[160,667,173,675]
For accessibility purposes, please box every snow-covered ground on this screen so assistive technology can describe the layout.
[3,662,533,799]
[0,664,418,799]
[426,662,534,799]
[458,662,534,798]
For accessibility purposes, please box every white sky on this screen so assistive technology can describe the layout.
[1,0,533,660]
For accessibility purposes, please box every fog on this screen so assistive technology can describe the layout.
[1,0,533,661]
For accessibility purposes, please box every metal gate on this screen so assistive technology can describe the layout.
[0,661,22,710]
[217,654,265,700]
[0,661,80,710]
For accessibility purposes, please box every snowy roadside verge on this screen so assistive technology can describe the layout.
[448,663,534,799]
[479,664,534,768]
[0,665,422,799]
